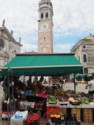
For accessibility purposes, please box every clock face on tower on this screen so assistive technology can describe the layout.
[41,23,48,31]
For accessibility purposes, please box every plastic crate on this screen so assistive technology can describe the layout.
[10,111,28,125]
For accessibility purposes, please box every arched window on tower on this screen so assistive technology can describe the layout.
[41,13,44,19]
[46,13,48,19]
[83,54,87,63]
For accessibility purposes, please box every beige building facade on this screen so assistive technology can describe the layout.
[0,21,22,68]
[71,35,94,74]
[38,0,53,53]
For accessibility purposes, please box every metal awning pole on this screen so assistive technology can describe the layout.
[7,68,10,125]
[74,74,76,93]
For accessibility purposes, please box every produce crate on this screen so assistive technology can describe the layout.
[61,108,67,114]
[71,109,81,121]
[46,107,61,122]
[83,109,93,123]
[64,114,80,125]
[27,113,41,125]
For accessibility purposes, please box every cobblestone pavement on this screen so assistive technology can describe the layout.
[0,84,94,125]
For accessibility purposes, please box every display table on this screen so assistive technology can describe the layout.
[58,101,69,108]
[81,104,94,108]
[47,101,94,123]
[47,101,94,108]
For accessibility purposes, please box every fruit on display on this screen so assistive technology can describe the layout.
[68,97,81,105]
[80,98,90,104]
[54,90,65,97]
[47,88,92,105]
[49,110,63,119]
[48,96,57,104]
[90,102,94,105]
[58,97,68,102]
[50,114,61,118]
[27,113,41,123]
[68,97,75,102]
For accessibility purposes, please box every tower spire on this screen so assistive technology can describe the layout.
[38,0,53,53]
[2,19,5,26]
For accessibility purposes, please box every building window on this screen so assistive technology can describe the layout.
[84,68,88,74]
[46,13,48,19]
[0,39,4,50]
[50,3,52,7]
[83,45,86,48]
[83,54,87,63]
[41,13,43,19]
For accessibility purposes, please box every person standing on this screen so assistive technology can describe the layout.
[85,74,94,99]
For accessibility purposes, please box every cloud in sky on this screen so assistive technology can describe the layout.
[0,0,94,52]
[54,42,74,53]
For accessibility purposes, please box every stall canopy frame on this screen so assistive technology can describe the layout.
[2,53,83,76]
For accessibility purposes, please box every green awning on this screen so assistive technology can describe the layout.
[2,53,83,76]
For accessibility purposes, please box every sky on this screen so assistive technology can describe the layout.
[0,0,94,53]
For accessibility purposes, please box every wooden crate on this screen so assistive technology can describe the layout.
[83,109,93,123]
[71,108,81,121]
[61,108,67,114]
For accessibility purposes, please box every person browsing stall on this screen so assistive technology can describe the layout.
[85,74,94,99]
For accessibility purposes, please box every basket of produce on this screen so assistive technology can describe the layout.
[70,101,81,105]
[48,96,57,104]
[68,97,81,105]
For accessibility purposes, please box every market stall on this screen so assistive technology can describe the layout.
[1,53,89,125]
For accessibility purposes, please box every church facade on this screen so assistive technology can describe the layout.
[38,0,53,53]
[71,35,94,74]
[0,21,22,68]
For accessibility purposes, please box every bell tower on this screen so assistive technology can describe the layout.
[38,0,53,53]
